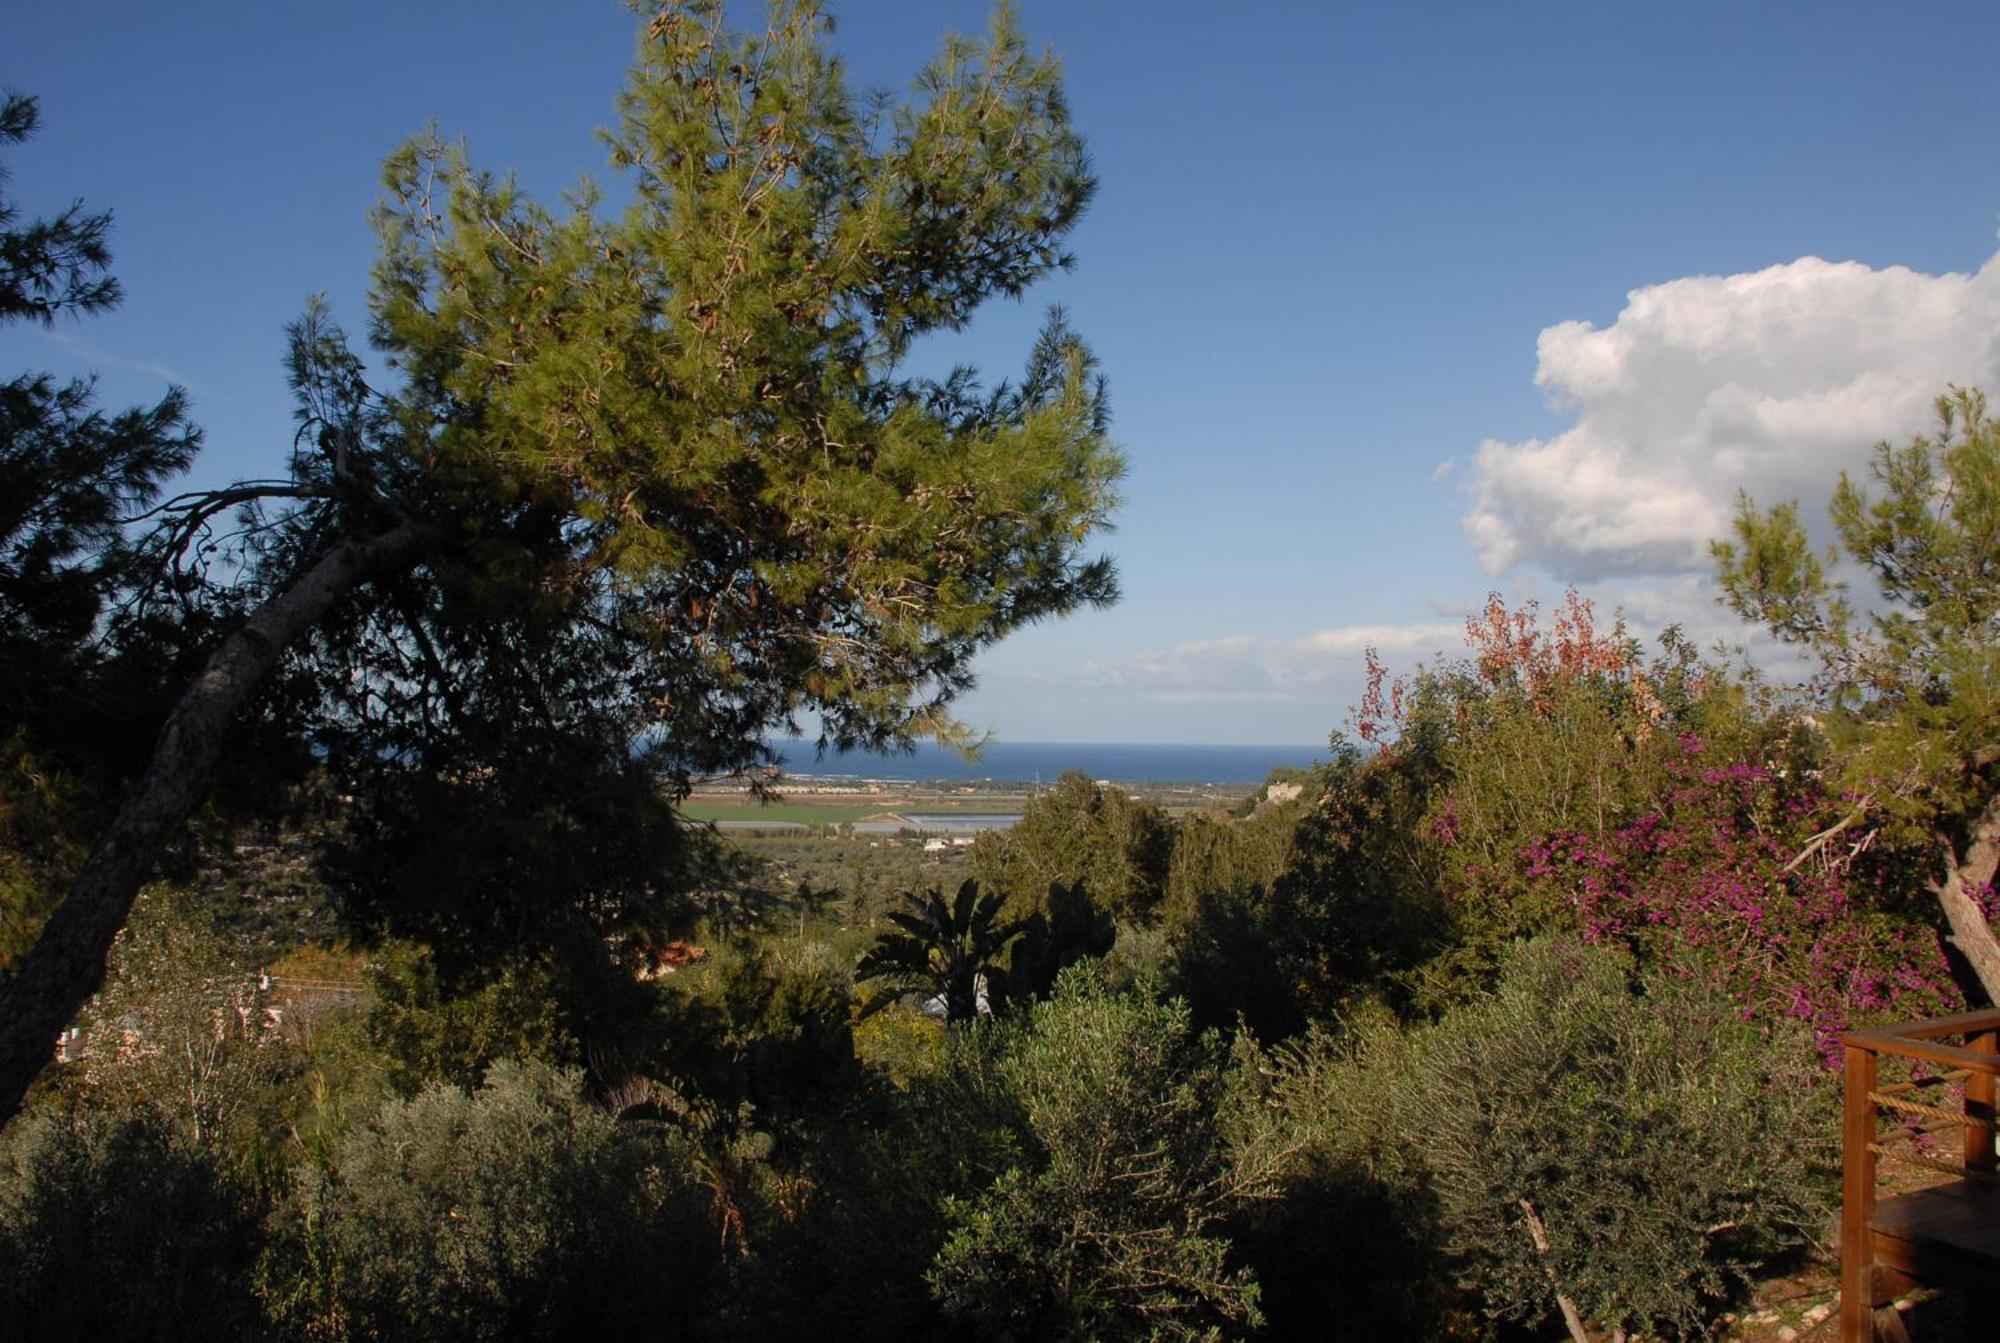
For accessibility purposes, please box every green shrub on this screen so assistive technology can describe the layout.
[1269,747,1450,1018]
[710,940,859,1119]
[717,1026,1022,1340]
[930,967,1267,1341]
[970,772,1174,921]
[995,880,1117,1010]
[1276,938,1828,1340]
[1225,1013,1459,1341]
[0,1106,261,1341]
[1166,880,1308,1040]
[277,1059,710,1342]
[358,940,575,1094]
[1162,802,1299,929]
[65,886,312,1194]
[1167,748,1445,1038]
[1161,802,1311,1039]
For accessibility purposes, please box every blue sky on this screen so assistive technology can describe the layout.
[9,2,2000,744]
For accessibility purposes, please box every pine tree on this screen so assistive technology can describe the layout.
[0,93,200,980]
[0,3,1122,1122]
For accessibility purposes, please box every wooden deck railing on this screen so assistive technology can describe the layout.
[1841,1008,1999,1342]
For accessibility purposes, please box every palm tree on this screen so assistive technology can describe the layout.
[857,880,1021,1023]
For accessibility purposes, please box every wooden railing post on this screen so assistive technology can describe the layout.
[1842,1041,1878,1343]
[1968,1031,2000,1343]
[1966,1026,1997,1176]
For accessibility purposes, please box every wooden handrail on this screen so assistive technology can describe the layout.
[1854,1006,2000,1040]
[1842,1008,2000,1076]
[1841,1031,2000,1076]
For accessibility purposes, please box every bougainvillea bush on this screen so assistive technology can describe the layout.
[1346,590,1961,1051]
[1519,735,1961,1064]
[1346,591,1782,999]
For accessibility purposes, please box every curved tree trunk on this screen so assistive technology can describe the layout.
[0,521,440,1125]
[1934,791,2000,1006]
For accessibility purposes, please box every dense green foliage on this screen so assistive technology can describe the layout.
[1320,940,1826,1339]
[1230,940,1830,1341]
[353,942,578,1095]
[1163,799,1301,928]
[971,770,1174,919]
[857,879,1019,1022]
[0,1107,261,1341]
[275,1061,712,1342]
[5,569,1958,1342]
[931,968,1268,1341]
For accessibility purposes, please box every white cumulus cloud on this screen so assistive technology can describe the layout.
[1465,251,2000,579]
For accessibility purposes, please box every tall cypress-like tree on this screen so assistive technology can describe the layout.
[0,2,1123,1123]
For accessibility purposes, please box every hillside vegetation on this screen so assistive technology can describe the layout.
[5,3,1999,1340]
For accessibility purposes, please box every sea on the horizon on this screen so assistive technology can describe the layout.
[764,739,1330,787]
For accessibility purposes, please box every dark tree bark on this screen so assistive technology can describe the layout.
[0,521,440,1124]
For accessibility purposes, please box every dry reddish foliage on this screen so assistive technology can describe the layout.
[1354,588,1667,745]
[1466,589,1632,708]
